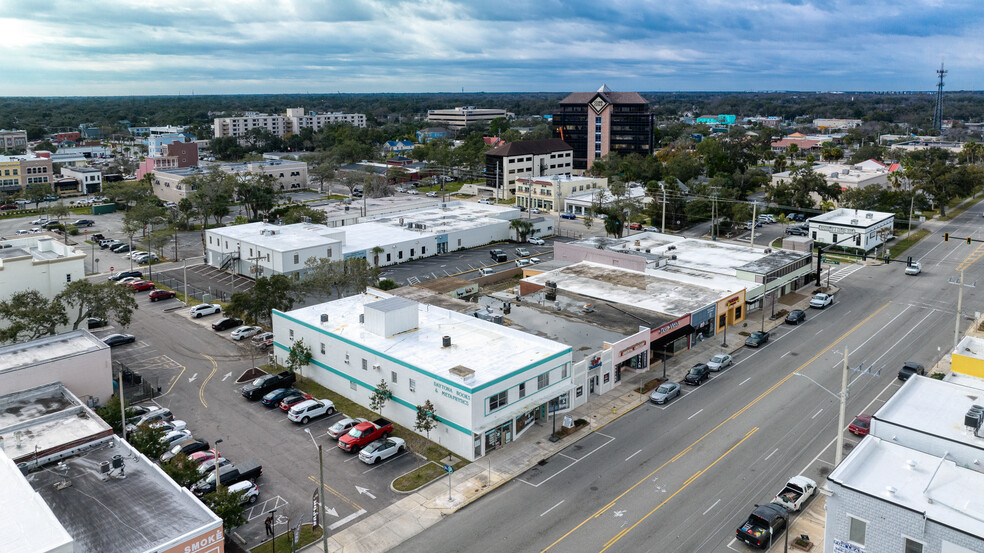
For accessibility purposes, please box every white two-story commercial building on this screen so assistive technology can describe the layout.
[808,208,894,252]
[272,291,584,460]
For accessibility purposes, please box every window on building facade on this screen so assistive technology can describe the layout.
[518,382,526,398]
[538,373,550,389]
[386,253,391,262]
[320,342,325,354]
[350,381,357,391]
[562,364,568,379]
[903,539,923,553]
[289,329,294,340]
[576,386,583,397]
[66,274,72,282]
[391,371,397,383]
[293,254,299,264]
[735,306,742,319]
[362,358,368,370]
[488,391,507,412]
[848,517,866,545]
[398,251,403,259]
[409,378,415,392]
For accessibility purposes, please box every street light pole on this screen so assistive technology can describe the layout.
[955,269,965,350]
[213,439,223,493]
[835,348,849,466]
[305,428,329,553]
[660,184,666,233]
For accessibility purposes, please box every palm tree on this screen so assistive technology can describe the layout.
[509,219,533,242]
[371,246,384,267]
[820,200,835,213]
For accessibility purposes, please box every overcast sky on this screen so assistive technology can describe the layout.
[0,0,980,96]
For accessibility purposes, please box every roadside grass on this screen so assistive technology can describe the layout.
[249,524,322,553]
[393,461,446,492]
[889,229,931,258]
[413,182,464,194]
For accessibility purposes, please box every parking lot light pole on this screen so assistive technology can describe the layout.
[305,428,329,553]
[213,439,223,493]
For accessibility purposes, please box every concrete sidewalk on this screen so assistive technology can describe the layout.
[299,286,835,553]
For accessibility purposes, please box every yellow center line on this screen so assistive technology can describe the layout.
[539,301,892,553]
[158,364,186,398]
[955,242,984,272]
[199,354,218,408]
[598,428,760,553]
[308,475,363,511]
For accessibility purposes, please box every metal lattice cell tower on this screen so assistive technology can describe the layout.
[934,62,947,132]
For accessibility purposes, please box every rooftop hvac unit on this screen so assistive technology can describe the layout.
[442,336,451,347]
[320,313,329,323]
[865,213,874,219]
[667,245,676,251]
[850,219,859,225]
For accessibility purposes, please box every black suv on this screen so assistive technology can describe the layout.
[898,362,925,381]
[684,363,710,386]
[110,270,143,281]
[490,249,507,262]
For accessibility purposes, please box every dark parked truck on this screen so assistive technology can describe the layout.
[338,418,393,452]
[490,249,507,262]
[191,460,262,495]
[736,503,787,549]
[241,371,296,400]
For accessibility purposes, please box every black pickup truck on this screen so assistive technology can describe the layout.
[736,503,787,549]
[191,461,262,495]
[241,370,296,400]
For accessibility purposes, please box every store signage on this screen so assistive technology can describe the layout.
[589,356,602,369]
[832,539,865,553]
[435,381,470,406]
[312,490,320,529]
[726,295,741,307]
[652,314,691,337]
[181,529,223,553]
[619,340,646,358]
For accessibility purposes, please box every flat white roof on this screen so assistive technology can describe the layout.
[524,261,743,317]
[0,448,73,553]
[0,330,107,375]
[340,222,439,254]
[875,376,984,451]
[954,335,984,362]
[810,207,893,227]
[207,222,342,252]
[591,233,776,277]
[276,291,571,391]
[830,436,984,537]
[361,200,517,232]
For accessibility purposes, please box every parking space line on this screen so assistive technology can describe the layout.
[361,451,410,474]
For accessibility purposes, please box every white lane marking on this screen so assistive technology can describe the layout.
[780,351,791,358]
[812,408,823,420]
[625,449,643,462]
[688,409,703,420]
[830,304,914,369]
[558,453,577,461]
[517,434,615,488]
[540,500,565,517]
[702,499,721,516]
[739,377,751,386]
[328,509,367,531]
[765,448,778,461]
[851,309,938,386]
[815,329,824,335]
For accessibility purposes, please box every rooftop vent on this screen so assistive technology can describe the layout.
[449,365,475,379]
[885,485,897,495]
[667,245,676,251]
[850,219,859,225]
[906,460,918,470]
[320,313,329,323]
[764,248,772,254]
[442,336,451,348]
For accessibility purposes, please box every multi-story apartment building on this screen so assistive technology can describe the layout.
[553,85,654,171]
[0,156,22,192]
[484,139,573,199]
[0,129,28,151]
[213,107,366,138]
[136,140,199,180]
[426,107,513,129]
[813,118,862,130]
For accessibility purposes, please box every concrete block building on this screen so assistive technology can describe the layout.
[807,208,894,251]
[214,107,365,138]
[483,138,573,200]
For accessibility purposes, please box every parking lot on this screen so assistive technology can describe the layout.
[380,238,561,285]
[92,288,422,546]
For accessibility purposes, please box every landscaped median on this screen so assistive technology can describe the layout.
[889,228,931,258]
[249,523,322,553]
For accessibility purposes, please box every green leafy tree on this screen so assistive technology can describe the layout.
[25,182,54,208]
[128,424,167,459]
[226,274,300,326]
[162,453,206,488]
[369,380,392,417]
[57,280,138,330]
[201,487,249,530]
[235,173,279,220]
[488,117,510,136]
[309,162,336,194]
[0,290,68,343]
[34,140,57,153]
[377,279,398,290]
[414,400,438,440]
[849,143,885,164]
[302,257,379,300]
[903,148,954,216]
[286,338,313,380]
[278,204,328,225]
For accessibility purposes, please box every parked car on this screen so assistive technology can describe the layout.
[515,247,530,257]
[489,248,507,262]
[560,212,577,220]
[149,289,176,302]
[287,399,336,424]
[643,226,659,232]
[529,257,541,264]
[898,361,925,381]
[72,219,95,227]
[785,309,806,325]
[848,414,872,436]
[745,331,770,348]
[628,222,643,230]
[230,325,262,340]
[707,354,733,372]
[261,388,300,408]
[87,317,107,329]
[515,259,532,267]
[111,243,131,254]
[327,417,369,439]
[425,191,439,197]
[133,252,160,263]
[527,237,545,245]
[251,331,274,349]
[649,382,681,405]
[407,189,419,195]
[15,229,31,235]
[159,429,192,446]
[279,393,314,412]
[128,280,155,292]
[1,204,18,211]
[786,226,808,236]
[188,449,222,466]
[101,239,122,249]
[809,293,834,309]
[150,419,187,433]
[227,480,260,505]
[211,317,243,331]
[684,364,711,385]
[109,270,142,281]
[196,457,231,474]
[126,408,173,432]
[191,461,262,496]
[189,304,222,318]
[31,217,50,225]
[115,276,140,287]
[478,268,495,277]
[241,371,297,400]
[359,437,406,465]
[772,475,817,512]
[160,438,210,464]
[103,333,136,347]
[338,418,394,452]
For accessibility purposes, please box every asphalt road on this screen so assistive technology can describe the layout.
[399,203,984,553]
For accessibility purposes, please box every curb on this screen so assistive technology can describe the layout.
[389,460,446,495]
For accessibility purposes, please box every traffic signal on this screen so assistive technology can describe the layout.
[969,236,973,245]
[945,233,949,242]
[884,254,890,264]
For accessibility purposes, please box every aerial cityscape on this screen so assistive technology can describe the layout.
[3,2,984,553]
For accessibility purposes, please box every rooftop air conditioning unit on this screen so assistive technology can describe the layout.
[866,213,874,219]
[850,219,859,225]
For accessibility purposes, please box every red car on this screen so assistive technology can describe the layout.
[279,393,314,412]
[628,222,643,230]
[128,280,156,292]
[149,289,176,302]
[0,204,17,211]
[848,414,872,436]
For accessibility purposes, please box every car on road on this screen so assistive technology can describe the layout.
[425,191,439,197]
[515,259,532,267]
[848,414,872,436]
[478,268,495,277]
[211,317,243,331]
[279,393,314,412]
[407,189,419,195]
[327,417,369,439]
[684,363,711,385]
[87,317,107,329]
[72,219,95,227]
[628,222,643,230]
[707,354,733,372]
[251,331,274,349]
[649,382,681,405]
[128,280,156,292]
[149,289,176,302]
[515,247,530,257]
[527,237,545,245]
[809,293,834,309]
[745,331,770,348]
[905,261,922,275]
[359,437,406,465]
[287,399,336,424]
[227,480,260,505]
[103,333,136,347]
[190,303,222,318]
[109,270,142,281]
[261,388,300,408]
[785,309,806,325]
[898,361,925,381]
[15,229,31,235]
[230,325,262,340]
[0,204,17,210]
[560,212,576,220]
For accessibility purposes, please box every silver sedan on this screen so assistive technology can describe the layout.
[707,354,733,372]
[650,382,681,405]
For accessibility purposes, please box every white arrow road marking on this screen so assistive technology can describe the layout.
[355,486,376,499]
[188,372,198,383]
[325,507,338,517]
[221,371,232,381]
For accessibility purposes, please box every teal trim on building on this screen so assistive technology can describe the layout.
[272,310,572,395]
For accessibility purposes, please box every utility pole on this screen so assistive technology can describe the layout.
[183,259,188,303]
[304,429,329,553]
[660,184,667,233]
[835,348,849,466]
[954,269,965,350]
[750,202,757,247]
[934,62,947,133]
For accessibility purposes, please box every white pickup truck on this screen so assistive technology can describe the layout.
[809,293,834,309]
[771,475,817,511]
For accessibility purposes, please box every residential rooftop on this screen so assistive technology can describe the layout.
[275,291,571,390]
[829,436,984,539]
[810,207,894,227]
[0,329,107,377]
